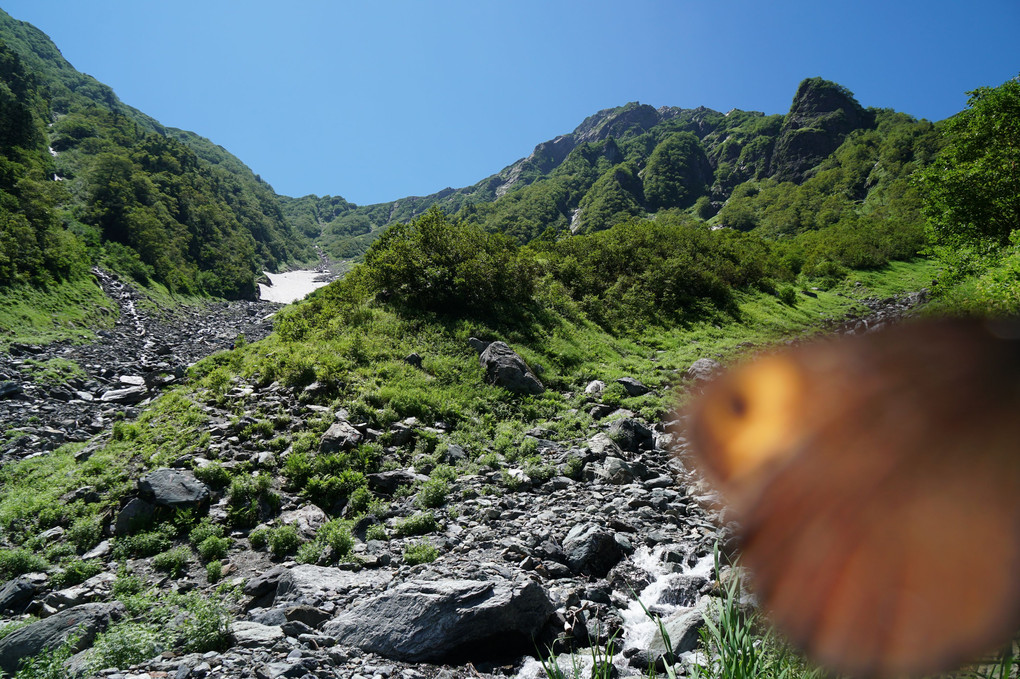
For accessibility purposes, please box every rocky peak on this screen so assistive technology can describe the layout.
[769,77,875,182]
[572,102,663,144]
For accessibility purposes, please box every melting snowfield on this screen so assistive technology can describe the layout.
[257,270,332,304]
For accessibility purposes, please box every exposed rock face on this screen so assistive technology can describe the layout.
[138,468,210,508]
[0,602,123,676]
[479,342,544,395]
[322,578,554,663]
[770,77,875,183]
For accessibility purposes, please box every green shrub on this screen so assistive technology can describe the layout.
[403,540,439,565]
[205,560,223,583]
[189,519,225,547]
[318,519,354,558]
[86,622,163,675]
[267,525,301,557]
[226,473,280,527]
[296,542,322,565]
[564,455,585,480]
[112,570,144,598]
[415,478,449,509]
[248,527,270,550]
[192,462,230,488]
[196,536,230,562]
[524,457,555,484]
[0,548,48,580]
[365,524,388,542]
[152,546,191,578]
[66,514,103,553]
[175,592,232,653]
[776,284,798,306]
[113,528,171,559]
[50,559,103,588]
[395,512,438,537]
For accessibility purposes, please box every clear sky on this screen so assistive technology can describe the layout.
[2,1,1017,205]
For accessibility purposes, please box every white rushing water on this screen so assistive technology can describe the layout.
[516,547,716,678]
[257,270,332,304]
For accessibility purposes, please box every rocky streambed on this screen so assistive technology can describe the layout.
[0,281,929,679]
[0,269,284,462]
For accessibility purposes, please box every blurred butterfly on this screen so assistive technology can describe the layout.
[685,317,1020,679]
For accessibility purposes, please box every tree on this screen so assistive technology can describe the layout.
[915,76,1020,249]
[643,132,711,211]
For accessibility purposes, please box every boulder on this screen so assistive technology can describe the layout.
[650,597,713,657]
[0,575,42,614]
[279,505,328,539]
[99,385,148,404]
[467,337,491,354]
[685,358,722,382]
[607,418,654,453]
[367,469,423,495]
[274,565,393,606]
[322,578,553,663]
[0,602,123,676]
[562,524,624,578]
[113,497,156,535]
[318,420,363,454]
[0,381,23,399]
[138,468,210,508]
[595,457,651,485]
[615,377,650,396]
[231,621,285,648]
[479,342,544,395]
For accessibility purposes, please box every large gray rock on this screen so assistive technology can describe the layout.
[113,497,156,535]
[479,342,544,395]
[318,420,363,453]
[562,524,624,578]
[99,385,148,404]
[615,377,650,396]
[650,597,713,656]
[322,578,553,663]
[274,565,393,606]
[685,358,722,382]
[0,602,123,676]
[0,574,42,614]
[607,418,654,453]
[138,469,210,508]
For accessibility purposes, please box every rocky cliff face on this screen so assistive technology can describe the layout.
[769,77,875,182]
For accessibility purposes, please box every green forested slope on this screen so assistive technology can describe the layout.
[297,78,941,267]
[0,9,311,299]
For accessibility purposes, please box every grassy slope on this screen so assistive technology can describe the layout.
[0,275,117,349]
[0,257,936,545]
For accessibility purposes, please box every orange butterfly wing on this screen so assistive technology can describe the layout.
[687,319,1020,678]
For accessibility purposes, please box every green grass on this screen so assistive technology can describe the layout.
[20,357,87,386]
[0,256,936,558]
[0,275,117,349]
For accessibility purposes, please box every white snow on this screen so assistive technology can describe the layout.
[257,270,332,304]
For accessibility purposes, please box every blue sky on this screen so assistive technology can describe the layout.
[2,1,1018,204]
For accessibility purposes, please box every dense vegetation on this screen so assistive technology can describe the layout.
[289,78,940,272]
[915,76,1020,314]
[0,11,312,298]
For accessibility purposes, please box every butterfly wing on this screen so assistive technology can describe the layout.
[687,319,1020,678]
